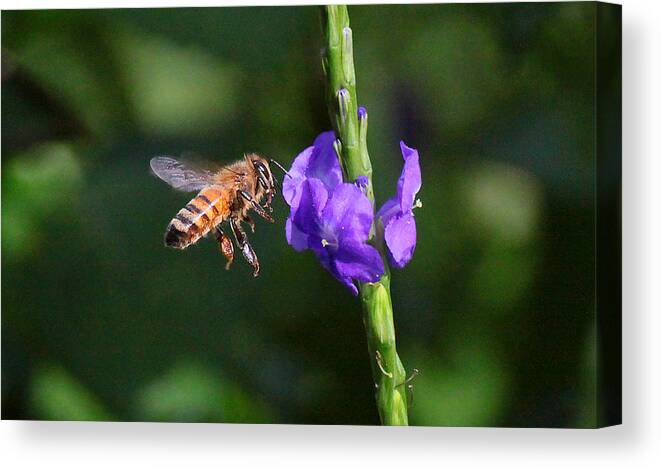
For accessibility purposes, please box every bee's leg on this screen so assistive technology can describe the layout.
[214,226,234,270]
[239,190,274,223]
[257,177,274,212]
[230,217,260,277]
[266,185,275,212]
[242,215,256,233]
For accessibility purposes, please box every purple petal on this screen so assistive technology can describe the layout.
[322,183,374,242]
[397,141,421,213]
[282,145,313,205]
[376,197,400,230]
[329,269,360,295]
[311,239,383,296]
[307,132,342,190]
[358,106,367,121]
[291,179,329,234]
[282,131,342,206]
[384,212,417,268]
[312,248,360,296]
[285,217,309,252]
[333,239,384,284]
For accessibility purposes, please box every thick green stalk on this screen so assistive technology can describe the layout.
[321,5,409,426]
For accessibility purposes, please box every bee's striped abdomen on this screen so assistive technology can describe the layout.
[164,187,230,249]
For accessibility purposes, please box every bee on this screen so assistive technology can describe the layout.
[150,154,280,277]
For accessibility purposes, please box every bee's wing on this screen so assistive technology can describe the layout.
[150,156,216,192]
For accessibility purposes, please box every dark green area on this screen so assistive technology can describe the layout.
[2,3,615,426]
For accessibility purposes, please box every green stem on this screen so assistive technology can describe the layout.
[321,4,409,426]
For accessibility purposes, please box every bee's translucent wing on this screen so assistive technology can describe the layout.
[150,156,215,192]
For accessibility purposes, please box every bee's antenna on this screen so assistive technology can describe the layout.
[270,159,292,178]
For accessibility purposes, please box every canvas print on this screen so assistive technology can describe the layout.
[1,2,621,427]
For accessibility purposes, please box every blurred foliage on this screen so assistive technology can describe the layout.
[133,360,276,423]
[2,3,607,426]
[29,363,112,421]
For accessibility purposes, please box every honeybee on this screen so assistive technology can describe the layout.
[150,154,281,277]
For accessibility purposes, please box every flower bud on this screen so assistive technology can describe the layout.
[358,106,368,144]
[333,138,343,159]
[338,88,351,121]
[342,27,355,85]
[355,175,369,191]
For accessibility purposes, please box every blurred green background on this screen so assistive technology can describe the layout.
[2,3,612,427]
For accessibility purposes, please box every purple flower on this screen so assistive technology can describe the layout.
[284,133,384,295]
[286,180,383,295]
[376,142,421,269]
